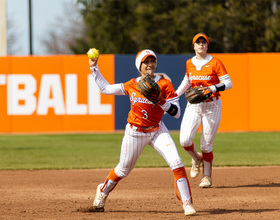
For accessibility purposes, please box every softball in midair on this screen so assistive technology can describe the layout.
[87,48,99,59]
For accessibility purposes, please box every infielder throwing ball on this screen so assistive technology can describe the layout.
[176,33,233,188]
[89,49,196,216]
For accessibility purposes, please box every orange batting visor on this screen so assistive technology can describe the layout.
[192,33,209,45]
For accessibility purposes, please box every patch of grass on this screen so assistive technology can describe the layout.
[0,132,279,170]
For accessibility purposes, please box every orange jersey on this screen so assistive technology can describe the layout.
[186,56,228,97]
[122,77,177,127]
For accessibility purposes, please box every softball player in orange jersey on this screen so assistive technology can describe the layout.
[176,33,233,188]
[89,49,196,216]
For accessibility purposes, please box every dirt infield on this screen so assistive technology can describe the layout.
[0,166,279,220]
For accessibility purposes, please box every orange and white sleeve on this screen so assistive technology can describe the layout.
[175,74,191,97]
[90,65,125,95]
[208,59,232,92]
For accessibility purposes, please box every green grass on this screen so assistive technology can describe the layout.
[0,132,279,170]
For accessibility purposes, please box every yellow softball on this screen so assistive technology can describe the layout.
[87,48,99,59]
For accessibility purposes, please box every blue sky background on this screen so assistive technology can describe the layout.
[7,0,76,55]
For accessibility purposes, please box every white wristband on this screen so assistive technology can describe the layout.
[209,85,217,93]
[159,101,171,112]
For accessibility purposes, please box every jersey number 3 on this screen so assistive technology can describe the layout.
[141,110,148,119]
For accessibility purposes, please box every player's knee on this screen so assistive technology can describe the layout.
[180,138,192,148]
[200,145,212,153]
[114,166,130,178]
[115,170,129,178]
[170,160,184,170]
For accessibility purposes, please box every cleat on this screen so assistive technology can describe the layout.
[93,184,108,212]
[190,152,202,178]
[199,176,212,188]
[183,202,196,216]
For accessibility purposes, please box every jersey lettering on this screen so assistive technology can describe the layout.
[130,92,150,105]
[189,75,211,81]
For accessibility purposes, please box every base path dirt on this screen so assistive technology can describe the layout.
[0,166,279,220]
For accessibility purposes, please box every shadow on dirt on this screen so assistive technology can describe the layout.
[201,208,280,215]
[78,206,279,215]
[214,182,280,188]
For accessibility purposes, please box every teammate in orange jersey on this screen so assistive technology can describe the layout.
[176,33,233,188]
[89,49,196,216]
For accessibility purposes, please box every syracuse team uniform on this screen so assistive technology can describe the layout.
[90,50,196,215]
[180,55,228,153]
[176,54,232,183]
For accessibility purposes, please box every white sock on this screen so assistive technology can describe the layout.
[203,160,212,177]
[102,179,117,196]
[176,178,191,204]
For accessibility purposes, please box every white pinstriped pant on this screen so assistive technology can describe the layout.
[180,98,222,153]
[114,121,184,178]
